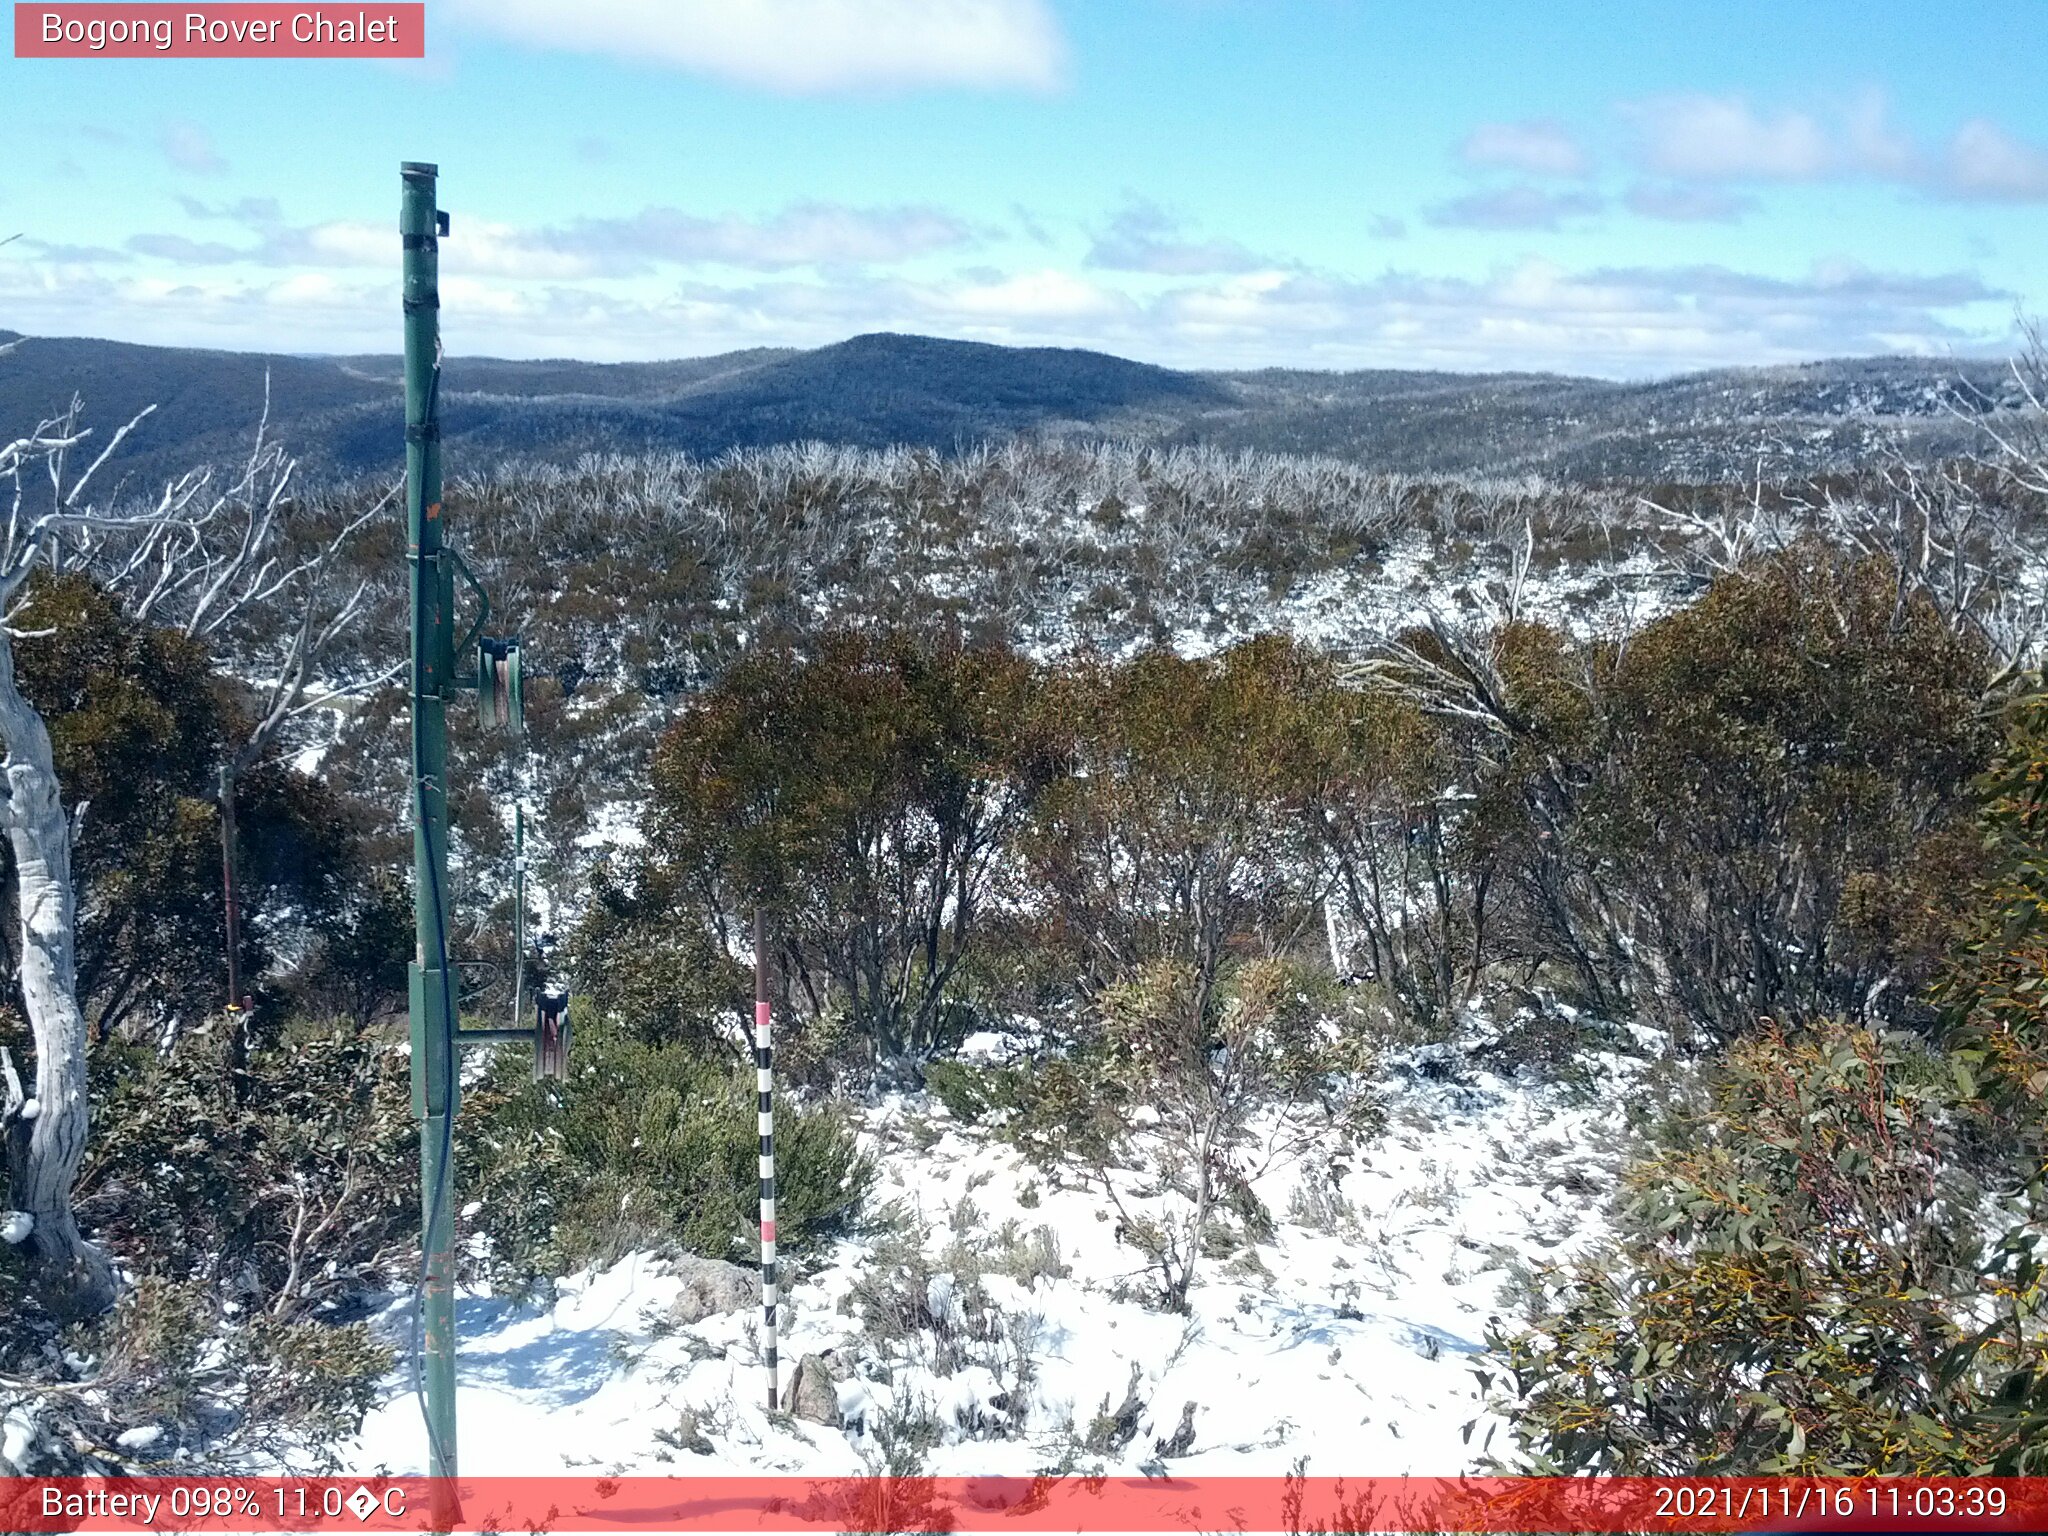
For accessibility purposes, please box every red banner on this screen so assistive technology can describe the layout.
[1,1475,2042,1533]
[14,4,424,58]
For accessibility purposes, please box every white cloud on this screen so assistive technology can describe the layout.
[548,202,978,269]
[1626,94,1832,181]
[1942,119,2048,202]
[1425,185,1603,231]
[1459,119,1590,177]
[128,234,248,263]
[178,196,282,223]
[1084,200,1273,276]
[942,267,1126,321]
[5,247,2011,377]
[122,200,975,276]
[1622,91,2048,204]
[332,218,614,279]
[442,0,1065,93]
[1623,182,1754,223]
[1841,90,1922,181]
[160,121,226,175]
[1142,258,2007,375]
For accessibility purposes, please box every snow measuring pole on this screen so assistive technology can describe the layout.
[403,161,567,1504]
[756,908,778,1412]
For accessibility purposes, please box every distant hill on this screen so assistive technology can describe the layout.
[0,328,2024,489]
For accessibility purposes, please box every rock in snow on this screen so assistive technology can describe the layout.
[665,1254,759,1325]
[782,1355,842,1427]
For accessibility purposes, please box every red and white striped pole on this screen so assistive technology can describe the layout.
[754,907,778,1414]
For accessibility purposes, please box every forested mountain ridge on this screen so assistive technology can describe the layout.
[0,327,2024,488]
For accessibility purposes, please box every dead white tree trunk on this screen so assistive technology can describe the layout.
[0,395,170,1317]
[0,628,112,1316]
[0,365,355,1316]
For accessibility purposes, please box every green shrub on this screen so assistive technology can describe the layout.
[50,1269,391,1469]
[466,1025,875,1285]
[1023,636,1343,1009]
[1935,686,2048,1144]
[70,1017,414,1323]
[922,1059,1027,1125]
[569,860,747,1052]
[8,573,371,1038]
[1584,544,1993,1040]
[639,629,1056,1070]
[1310,686,1478,1036]
[1348,547,1998,1042]
[1483,1018,2047,1474]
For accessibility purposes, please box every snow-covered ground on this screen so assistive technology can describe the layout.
[345,1042,1640,1481]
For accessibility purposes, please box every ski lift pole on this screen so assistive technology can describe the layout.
[756,907,778,1413]
[401,159,460,1513]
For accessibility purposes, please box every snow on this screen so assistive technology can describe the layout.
[1,1406,37,1472]
[0,1211,31,1245]
[955,1030,1017,1062]
[1138,525,1689,669]
[575,801,646,853]
[340,1038,1636,1480]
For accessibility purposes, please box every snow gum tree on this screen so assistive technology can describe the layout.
[642,628,1056,1075]
[1023,634,1345,1014]
[0,406,131,1317]
[0,376,384,1320]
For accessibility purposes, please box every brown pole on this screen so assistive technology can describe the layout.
[218,763,241,1011]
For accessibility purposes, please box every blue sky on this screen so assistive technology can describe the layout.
[5,0,2045,376]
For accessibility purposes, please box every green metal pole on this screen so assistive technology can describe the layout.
[401,159,459,1502]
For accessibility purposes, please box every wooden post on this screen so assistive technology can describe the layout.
[218,763,241,1010]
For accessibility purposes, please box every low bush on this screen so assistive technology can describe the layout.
[465,1024,875,1288]
[922,1059,1028,1125]
[1005,957,1378,1310]
[71,1277,390,1468]
[0,1018,410,1467]
[1483,1018,2046,1474]
[73,1017,414,1324]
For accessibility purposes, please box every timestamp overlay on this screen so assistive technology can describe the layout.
[0,1476,2039,1532]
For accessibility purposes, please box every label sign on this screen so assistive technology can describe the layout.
[15,4,425,57]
